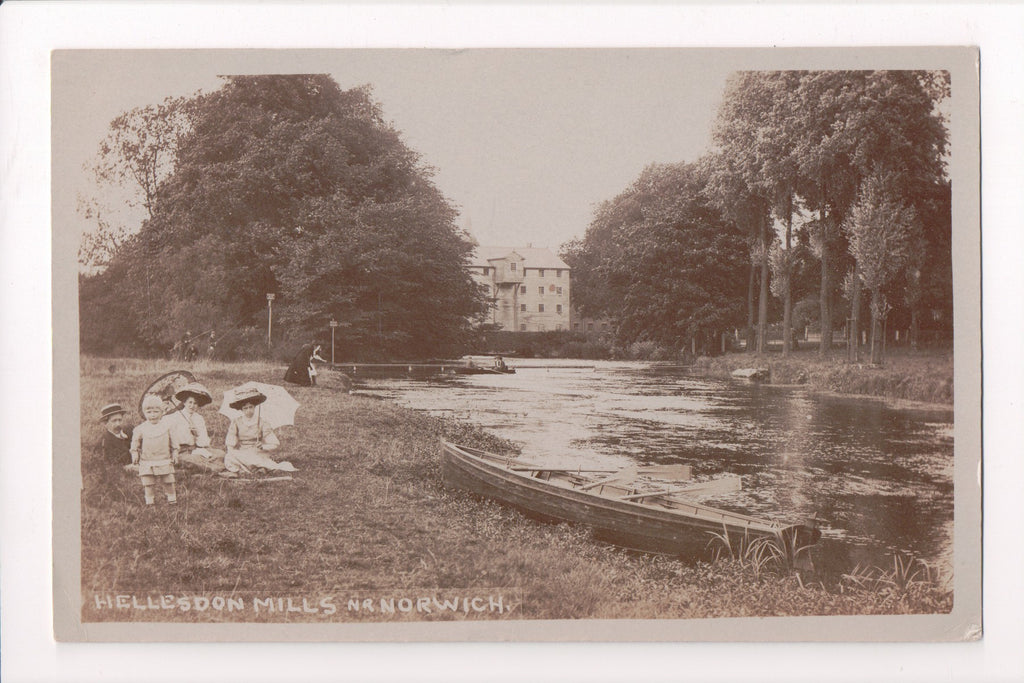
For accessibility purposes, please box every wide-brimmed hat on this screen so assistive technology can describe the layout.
[98,403,127,422]
[174,382,213,407]
[228,387,267,410]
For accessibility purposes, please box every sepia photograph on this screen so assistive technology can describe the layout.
[50,47,980,642]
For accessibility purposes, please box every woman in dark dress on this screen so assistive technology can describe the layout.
[284,343,326,386]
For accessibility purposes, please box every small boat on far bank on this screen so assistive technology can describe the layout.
[441,441,820,563]
[453,365,516,375]
[731,367,770,382]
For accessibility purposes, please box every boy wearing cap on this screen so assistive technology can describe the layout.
[130,394,180,505]
[98,403,133,466]
[169,382,226,473]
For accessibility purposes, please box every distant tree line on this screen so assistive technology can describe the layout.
[79,75,487,360]
[562,70,952,362]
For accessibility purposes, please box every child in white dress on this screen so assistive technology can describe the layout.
[130,394,179,504]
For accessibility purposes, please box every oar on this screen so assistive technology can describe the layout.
[578,465,639,491]
[619,475,741,501]
[509,463,692,479]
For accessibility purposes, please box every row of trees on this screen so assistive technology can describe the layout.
[563,70,952,362]
[79,75,487,360]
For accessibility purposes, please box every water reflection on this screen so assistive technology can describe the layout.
[357,361,954,572]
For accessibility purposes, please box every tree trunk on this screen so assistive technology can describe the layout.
[818,205,832,356]
[910,308,920,350]
[757,214,769,355]
[869,295,882,365]
[782,194,793,358]
[746,259,757,353]
[848,264,861,362]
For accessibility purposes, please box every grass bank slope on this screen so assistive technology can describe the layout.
[693,348,953,405]
[79,357,951,623]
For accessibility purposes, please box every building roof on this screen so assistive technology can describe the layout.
[470,246,570,270]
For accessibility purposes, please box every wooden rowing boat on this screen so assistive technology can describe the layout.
[441,441,820,562]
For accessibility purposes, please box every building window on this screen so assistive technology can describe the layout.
[520,324,526,331]
[587,323,594,331]
[520,304,526,312]
[538,304,545,313]
[539,269,545,277]
[538,286,544,296]
[556,304,562,314]
[573,323,580,331]
[556,287,563,295]
[556,269,562,277]
[520,285,526,294]
[556,324,563,331]
[510,262,516,271]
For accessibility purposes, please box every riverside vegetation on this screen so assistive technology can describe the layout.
[693,347,953,405]
[79,357,952,622]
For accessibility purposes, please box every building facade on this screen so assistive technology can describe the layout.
[469,246,571,332]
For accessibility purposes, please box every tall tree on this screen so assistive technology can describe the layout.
[844,172,922,364]
[703,152,771,353]
[80,75,485,359]
[799,71,950,358]
[565,162,747,353]
[711,74,785,354]
[78,97,190,271]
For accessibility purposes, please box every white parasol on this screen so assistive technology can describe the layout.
[219,381,300,429]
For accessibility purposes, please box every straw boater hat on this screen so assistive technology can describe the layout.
[229,387,267,410]
[98,403,127,422]
[174,382,213,407]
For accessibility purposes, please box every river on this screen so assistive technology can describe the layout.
[355,359,954,574]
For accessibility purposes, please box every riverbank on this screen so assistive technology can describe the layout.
[79,356,951,622]
[692,348,954,405]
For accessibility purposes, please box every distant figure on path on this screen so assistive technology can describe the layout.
[98,403,133,467]
[284,343,326,386]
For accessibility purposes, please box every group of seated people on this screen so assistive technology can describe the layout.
[98,382,296,505]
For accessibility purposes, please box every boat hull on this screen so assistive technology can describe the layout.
[441,442,819,561]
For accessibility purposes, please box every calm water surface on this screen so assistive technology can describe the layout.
[356,360,954,573]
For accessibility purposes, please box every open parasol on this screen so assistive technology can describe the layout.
[219,381,300,429]
[140,370,197,417]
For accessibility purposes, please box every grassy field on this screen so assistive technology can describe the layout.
[693,347,954,405]
[79,356,951,623]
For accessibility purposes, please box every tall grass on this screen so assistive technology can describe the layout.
[79,356,953,622]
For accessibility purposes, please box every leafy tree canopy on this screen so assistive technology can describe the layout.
[81,75,486,359]
[563,162,748,350]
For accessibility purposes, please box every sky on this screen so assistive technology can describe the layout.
[56,50,735,255]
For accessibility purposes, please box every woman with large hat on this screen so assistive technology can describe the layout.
[169,382,226,473]
[223,387,297,475]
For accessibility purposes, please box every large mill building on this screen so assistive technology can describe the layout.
[468,246,571,332]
